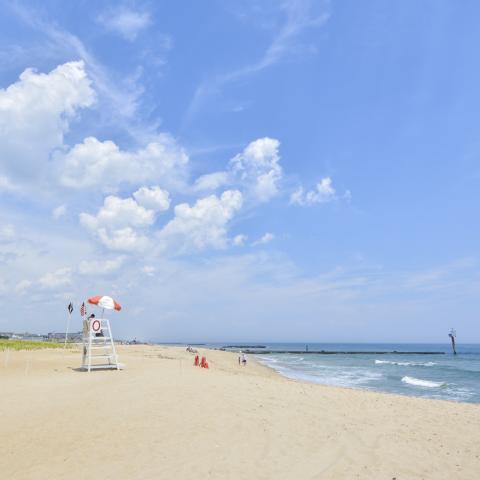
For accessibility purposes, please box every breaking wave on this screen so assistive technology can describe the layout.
[375,360,436,367]
[401,376,446,388]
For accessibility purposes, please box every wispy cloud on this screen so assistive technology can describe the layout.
[97,6,152,41]
[183,0,329,125]
[252,232,275,246]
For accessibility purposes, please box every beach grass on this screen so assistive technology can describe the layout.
[0,339,65,351]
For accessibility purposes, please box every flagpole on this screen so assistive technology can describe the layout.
[64,303,73,349]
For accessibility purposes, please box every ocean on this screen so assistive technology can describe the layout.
[214,343,480,403]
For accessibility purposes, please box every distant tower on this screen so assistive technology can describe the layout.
[448,328,457,355]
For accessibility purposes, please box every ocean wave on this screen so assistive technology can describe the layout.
[401,376,446,388]
[375,360,436,367]
[260,356,279,363]
[264,363,383,389]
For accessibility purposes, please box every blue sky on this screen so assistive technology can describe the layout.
[1,0,479,342]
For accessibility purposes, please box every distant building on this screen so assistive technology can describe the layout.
[18,333,48,341]
[48,332,83,341]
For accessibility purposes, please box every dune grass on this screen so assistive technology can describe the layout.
[0,339,65,351]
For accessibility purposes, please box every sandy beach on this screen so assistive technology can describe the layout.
[1,345,479,480]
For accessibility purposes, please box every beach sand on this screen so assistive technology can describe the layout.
[1,345,479,480]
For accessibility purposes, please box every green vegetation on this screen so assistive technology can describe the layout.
[0,339,65,351]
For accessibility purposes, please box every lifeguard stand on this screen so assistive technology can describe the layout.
[81,317,120,372]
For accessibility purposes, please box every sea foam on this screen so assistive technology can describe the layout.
[401,376,445,388]
[375,360,436,367]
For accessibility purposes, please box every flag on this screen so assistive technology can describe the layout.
[80,302,86,317]
[67,302,73,314]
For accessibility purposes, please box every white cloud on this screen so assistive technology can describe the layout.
[141,265,156,276]
[78,256,125,275]
[0,61,95,182]
[97,7,151,41]
[0,175,18,192]
[59,134,188,191]
[252,232,275,246]
[192,137,283,203]
[133,186,170,212]
[52,204,67,219]
[80,195,155,230]
[0,224,15,242]
[82,187,245,254]
[15,279,32,294]
[98,227,149,251]
[157,190,243,254]
[38,267,72,289]
[10,6,157,141]
[193,171,229,192]
[230,137,282,202]
[233,234,248,246]
[80,195,156,251]
[290,177,338,206]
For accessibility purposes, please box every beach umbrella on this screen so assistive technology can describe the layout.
[88,295,122,311]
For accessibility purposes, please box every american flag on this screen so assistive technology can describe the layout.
[80,302,86,317]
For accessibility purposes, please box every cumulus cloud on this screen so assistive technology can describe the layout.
[98,227,150,251]
[59,134,188,191]
[97,7,151,41]
[192,137,282,203]
[230,137,282,202]
[252,232,275,246]
[80,195,155,230]
[133,186,170,211]
[290,177,339,206]
[0,61,95,181]
[38,267,72,289]
[157,190,243,254]
[80,195,156,251]
[52,204,67,219]
[233,234,248,246]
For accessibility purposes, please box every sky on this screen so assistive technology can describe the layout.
[1,0,479,343]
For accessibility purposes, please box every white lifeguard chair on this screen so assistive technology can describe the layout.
[81,317,120,371]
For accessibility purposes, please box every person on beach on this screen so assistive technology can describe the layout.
[241,353,247,366]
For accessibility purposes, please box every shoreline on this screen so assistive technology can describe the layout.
[245,348,475,407]
[255,353,476,408]
[1,345,479,479]
[245,348,479,405]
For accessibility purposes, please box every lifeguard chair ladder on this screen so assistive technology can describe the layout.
[81,318,120,372]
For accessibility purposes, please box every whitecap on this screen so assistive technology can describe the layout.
[375,359,436,367]
[401,376,445,388]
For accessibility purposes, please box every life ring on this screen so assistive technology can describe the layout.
[91,319,101,332]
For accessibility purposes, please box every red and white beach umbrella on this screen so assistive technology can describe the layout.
[88,295,122,311]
